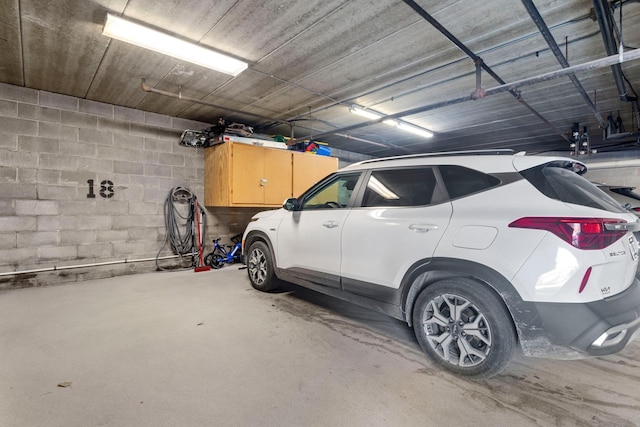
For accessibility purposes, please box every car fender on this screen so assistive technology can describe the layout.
[400,257,564,356]
[243,230,278,268]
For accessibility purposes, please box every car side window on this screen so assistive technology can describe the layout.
[300,173,360,210]
[439,165,500,199]
[362,167,437,207]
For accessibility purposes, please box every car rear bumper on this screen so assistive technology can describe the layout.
[531,277,640,357]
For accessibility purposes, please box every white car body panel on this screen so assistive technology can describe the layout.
[512,232,638,302]
[340,202,453,288]
[511,154,582,172]
[243,151,640,365]
[276,209,350,281]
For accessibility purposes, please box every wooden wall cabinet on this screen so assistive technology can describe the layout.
[291,151,340,197]
[204,142,338,207]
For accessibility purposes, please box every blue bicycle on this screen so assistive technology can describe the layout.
[204,233,242,269]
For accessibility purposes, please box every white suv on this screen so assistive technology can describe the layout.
[242,150,640,378]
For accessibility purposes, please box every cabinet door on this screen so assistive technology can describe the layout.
[263,148,293,205]
[205,142,336,207]
[231,143,265,204]
[204,143,231,206]
[292,153,339,197]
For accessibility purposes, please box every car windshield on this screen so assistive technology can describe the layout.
[520,163,627,213]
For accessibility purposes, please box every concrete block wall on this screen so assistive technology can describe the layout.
[586,167,640,188]
[0,82,260,289]
[581,151,640,191]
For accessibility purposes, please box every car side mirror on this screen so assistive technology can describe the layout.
[283,197,300,211]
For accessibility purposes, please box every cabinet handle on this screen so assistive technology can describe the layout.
[260,178,268,187]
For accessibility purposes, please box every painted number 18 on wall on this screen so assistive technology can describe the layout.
[87,179,115,199]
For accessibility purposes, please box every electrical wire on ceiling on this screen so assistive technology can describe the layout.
[611,0,639,50]
[156,186,207,271]
[360,33,604,111]
[138,2,639,154]
[615,1,640,111]
[278,9,599,127]
[250,2,605,151]
[593,0,640,135]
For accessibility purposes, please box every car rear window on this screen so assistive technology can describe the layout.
[520,163,627,213]
[439,165,500,199]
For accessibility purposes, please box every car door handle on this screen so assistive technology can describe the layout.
[409,224,438,233]
[322,221,339,229]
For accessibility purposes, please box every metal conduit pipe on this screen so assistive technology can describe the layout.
[593,0,640,133]
[0,255,181,278]
[521,0,607,128]
[592,0,635,103]
[333,133,389,148]
[400,0,569,142]
[482,49,640,95]
[333,132,411,152]
[593,0,640,129]
[278,30,600,132]
[280,15,596,127]
[140,80,292,126]
[291,49,640,143]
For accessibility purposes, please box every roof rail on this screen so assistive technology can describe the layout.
[358,149,516,165]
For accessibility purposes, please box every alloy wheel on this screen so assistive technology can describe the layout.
[248,247,267,285]
[421,293,492,367]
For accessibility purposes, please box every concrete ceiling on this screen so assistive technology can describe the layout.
[1,0,639,157]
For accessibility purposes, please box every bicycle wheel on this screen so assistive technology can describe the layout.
[205,248,226,269]
[204,252,214,267]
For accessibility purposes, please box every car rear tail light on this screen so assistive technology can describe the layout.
[632,207,640,213]
[508,217,628,250]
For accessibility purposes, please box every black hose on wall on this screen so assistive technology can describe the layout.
[156,186,207,270]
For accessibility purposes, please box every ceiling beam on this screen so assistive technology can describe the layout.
[140,79,292,126]
[291,48,640,144]
[592,0,640,128]
[521,0,607,129]
[400,0,569,141]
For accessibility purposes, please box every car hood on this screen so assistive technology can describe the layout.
[251,208,284,221]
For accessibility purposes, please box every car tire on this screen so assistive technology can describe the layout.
[412,278,516,379]
[247,241,279,292]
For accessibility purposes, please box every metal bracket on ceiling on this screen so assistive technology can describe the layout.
[289,122,295,144]
[471,58,486,100]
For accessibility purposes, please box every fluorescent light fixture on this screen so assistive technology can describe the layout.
[349,104,433,138]
[102,13,248,76]
[350,106,398,126]
[349,105,383,120]
[397,122,434,138]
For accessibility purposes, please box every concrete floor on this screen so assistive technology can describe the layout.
[1,267,640,427]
